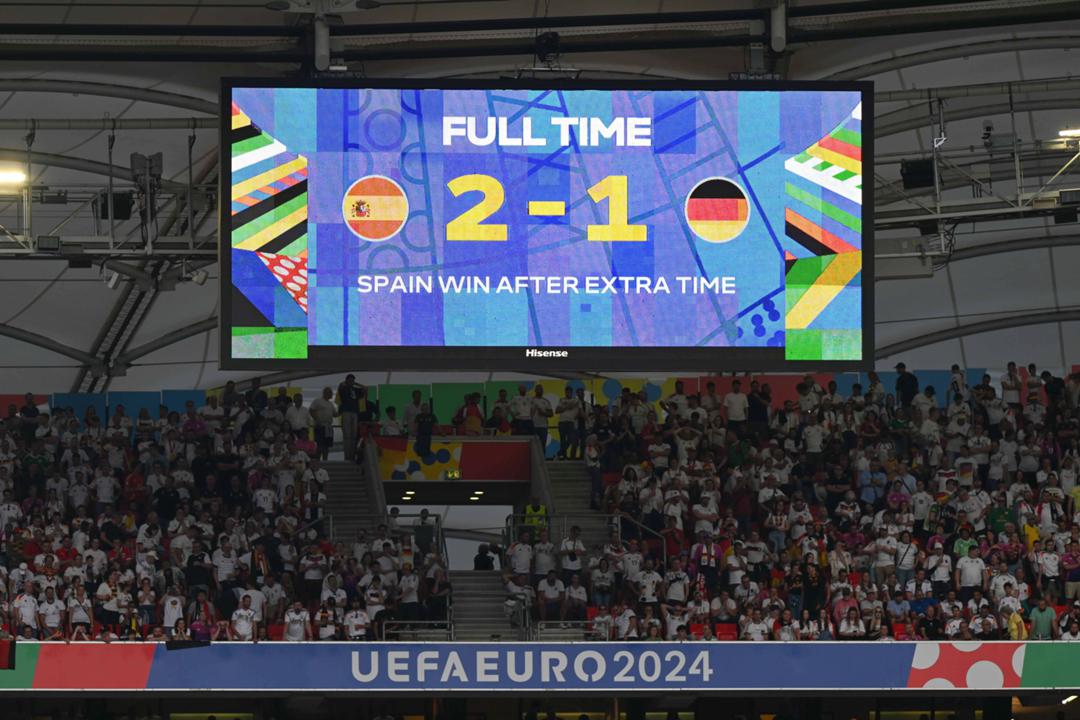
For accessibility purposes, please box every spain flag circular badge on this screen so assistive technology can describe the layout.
[684,177,750,243]
[342,175,409,242]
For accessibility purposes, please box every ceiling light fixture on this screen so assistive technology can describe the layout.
[468,496,480,501]
[1063,695,1078,705]
[400,495,412,501]
[1060,128,1080,138]
[405,490,415,495]
[0,170,27,186]
[474,490,484,495]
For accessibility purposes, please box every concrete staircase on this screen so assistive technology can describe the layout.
[323,461,377,541]
[545,461,612,551]
[450,570,522,641]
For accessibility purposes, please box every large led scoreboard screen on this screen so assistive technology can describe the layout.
[221,79,872,370]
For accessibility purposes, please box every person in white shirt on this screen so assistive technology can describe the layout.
[284,394,313,437]
[555,386,582,460]
[663,558,690,605]
[283,600,312,641]
[160,587,187,635]
[37,586,65,639]
[230,595,258,641]
[532,529,557,585]
[636,559,664,608]
[344,598,370,640]
[530,385,554,449]
[559,527,586,583]
[660,381,690,421]
[396,564,422,621]
[564,574,588,622]
[838,607,867,639]
[537,570,565,622]
[741,608,772,641]
[308,387,337,459]
[507,531,535,579]
[1001,362,1022,407]
[509,385,534,435]
[212,538,240,586]
[13,585,40,637]
[955,546,988,603]
[723,380,749,435]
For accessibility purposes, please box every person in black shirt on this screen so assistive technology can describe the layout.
[186,540,213,599]
[473,544,496,570]
[413,404,437,457]
[894,362,919,407]
[153,476,181,522]
[246,377,268,414]
[748,380,771,441]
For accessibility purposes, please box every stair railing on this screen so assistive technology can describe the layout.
[504,512,668,571]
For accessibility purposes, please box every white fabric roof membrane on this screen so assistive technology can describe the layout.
[0,0,1078,392]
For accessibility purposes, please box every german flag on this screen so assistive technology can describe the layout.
[686,178,750,243]
[342,175,409,242]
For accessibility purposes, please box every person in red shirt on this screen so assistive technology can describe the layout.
[55,536,79,569]
[661,516,686,559]
[123,468,146,506]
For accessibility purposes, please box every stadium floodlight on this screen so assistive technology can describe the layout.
[0,169,27,186]
[473,490,484,495]
[404,490,415,495]
[1060,128,1080,138]
[400,494,412,501]
[468,495,480,501]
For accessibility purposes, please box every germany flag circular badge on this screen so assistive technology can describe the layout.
[342,175,409,242]
[684,177,750,243]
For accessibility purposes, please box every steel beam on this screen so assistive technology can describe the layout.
[0,323,100,366]
[822,36,1080,81]
[116,317,217,365]
[0,118,216,131]
[875,310,1080,358]
[876,77,1080,104]
[0,79,216,115]
[0,148,188,192]
[877,98,1080,139]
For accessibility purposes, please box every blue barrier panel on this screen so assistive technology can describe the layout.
[107,391,162,427]
[162,389,206,414]
[9,641,1066,692]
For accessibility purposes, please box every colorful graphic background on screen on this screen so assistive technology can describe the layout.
[227,86,864,362]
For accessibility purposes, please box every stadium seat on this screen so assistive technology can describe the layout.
[715,623,738,640]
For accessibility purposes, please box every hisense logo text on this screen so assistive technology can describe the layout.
[525,349,568,358]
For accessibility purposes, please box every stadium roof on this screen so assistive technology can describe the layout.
[1,0,1079,392]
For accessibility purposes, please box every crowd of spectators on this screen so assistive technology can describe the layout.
[6,361,1080,644]
[496,364,1080,641]
[0,378,448,643]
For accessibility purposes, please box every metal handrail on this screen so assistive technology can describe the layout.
[536,620,599,640]
[331,511,450,585]
[504,511,668,570]
[504,595,532,641]
[383,618,454,640]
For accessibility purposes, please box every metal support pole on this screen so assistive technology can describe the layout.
[24,121,34,242]
[1010,88,1023,201]
[107,122,116,247]
[187,129,196,250]
[144,155,152,255]
[930,101,944,253]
